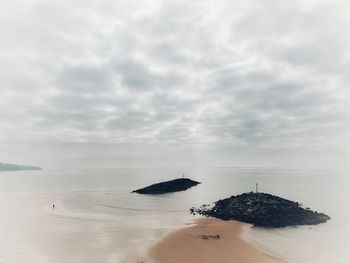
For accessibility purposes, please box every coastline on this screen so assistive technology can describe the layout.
[148,218,284,263]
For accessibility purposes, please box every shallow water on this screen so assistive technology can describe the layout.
[0,167,348,262]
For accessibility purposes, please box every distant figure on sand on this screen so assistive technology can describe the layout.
[52,204,55,209]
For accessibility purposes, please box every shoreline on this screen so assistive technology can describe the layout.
[148,218,284,263]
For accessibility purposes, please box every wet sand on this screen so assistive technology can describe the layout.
[149,218,283,263]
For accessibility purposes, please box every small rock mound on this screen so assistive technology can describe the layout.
[133,178,201,195]
[190,192,330,228]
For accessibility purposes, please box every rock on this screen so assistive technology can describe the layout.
[191,192,330,228]
[132,178,201,195]
[198,234,220,240]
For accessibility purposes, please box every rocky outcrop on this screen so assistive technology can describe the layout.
[133,178,200,194]
[190,192,330,228]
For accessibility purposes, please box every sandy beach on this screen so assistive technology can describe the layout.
[0,169,344,263]
[149,218,283,263]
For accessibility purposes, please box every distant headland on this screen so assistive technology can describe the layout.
[191,192,330,228]
[133,178,200,194]
[0,162,42,172]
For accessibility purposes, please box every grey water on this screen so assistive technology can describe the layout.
[0,167,348,262]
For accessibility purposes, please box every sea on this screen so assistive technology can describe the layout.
[0,167,348,263]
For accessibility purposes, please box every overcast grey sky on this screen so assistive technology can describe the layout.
[1,0,350,168]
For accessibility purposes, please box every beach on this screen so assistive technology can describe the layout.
[150,218,282,263]
[0,167,347,263]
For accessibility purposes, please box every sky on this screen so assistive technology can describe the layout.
[0,0,350,168]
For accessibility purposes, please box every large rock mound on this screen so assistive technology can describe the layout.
[190,192,330,228]
[133,178,201,195]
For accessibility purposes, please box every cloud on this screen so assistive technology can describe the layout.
[1,0,350,163]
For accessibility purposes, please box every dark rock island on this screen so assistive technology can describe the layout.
[133,178,200,194]
[190,192,330,228]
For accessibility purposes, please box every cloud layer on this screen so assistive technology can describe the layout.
[1,0,350,163]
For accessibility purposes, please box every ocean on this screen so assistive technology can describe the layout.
[0,167,348,263]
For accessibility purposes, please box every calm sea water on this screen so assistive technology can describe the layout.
[0,167,348,263]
